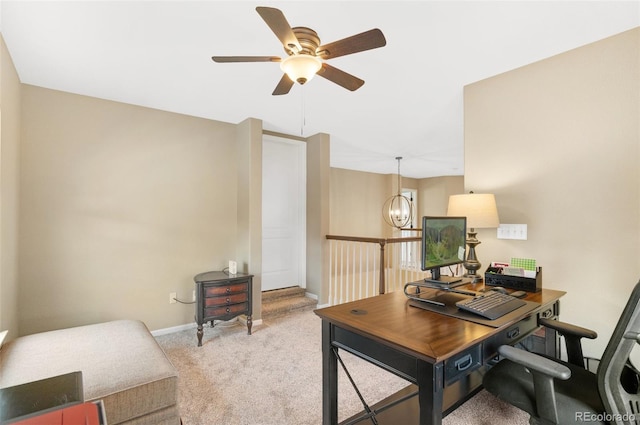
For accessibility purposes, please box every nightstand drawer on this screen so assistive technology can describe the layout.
[205,302,249,318]
[205,282,248,296]
[205,293,248,306]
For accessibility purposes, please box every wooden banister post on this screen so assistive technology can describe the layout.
[379,240,386,295]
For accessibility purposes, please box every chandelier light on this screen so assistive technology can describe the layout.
[383,157,413,229]
[280,54,322,85]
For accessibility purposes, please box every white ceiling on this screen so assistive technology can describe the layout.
[1,1,638,178]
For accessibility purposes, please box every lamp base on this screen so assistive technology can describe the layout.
[463,229,483,284]
[463,271,483,284]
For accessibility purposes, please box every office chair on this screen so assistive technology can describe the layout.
[483,279,640,425]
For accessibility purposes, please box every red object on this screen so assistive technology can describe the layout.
[12,402,100,425]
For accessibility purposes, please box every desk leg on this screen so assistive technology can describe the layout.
[417,360,444,425]
[322,321,338,425]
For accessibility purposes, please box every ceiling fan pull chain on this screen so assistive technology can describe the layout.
[300,85,306,136]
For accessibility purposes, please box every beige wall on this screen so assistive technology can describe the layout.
[330,168,463,238]
[307,133,331,302]
[418,176,464,217]
[19,85,240,335]
[330,168,388,238]
[0,36,21,339]
[464,27,640,358]
[14,83,332,334]
[236,118,263,320]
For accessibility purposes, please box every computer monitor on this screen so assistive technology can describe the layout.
[421,216,467,286]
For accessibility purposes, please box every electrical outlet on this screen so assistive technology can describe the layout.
[169,292,177,304]
[192,290,196,302]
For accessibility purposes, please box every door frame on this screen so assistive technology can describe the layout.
[261,134,307,290]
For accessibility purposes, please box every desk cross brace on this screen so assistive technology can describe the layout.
[332,346,378,425]
[331,346,418,425]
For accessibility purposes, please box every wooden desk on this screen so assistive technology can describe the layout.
[314,286,565,425]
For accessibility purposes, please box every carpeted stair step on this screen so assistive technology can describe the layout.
[262,286,316,318]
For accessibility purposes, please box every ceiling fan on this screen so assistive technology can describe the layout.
[212,7,386,95]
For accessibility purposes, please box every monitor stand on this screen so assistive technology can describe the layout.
[404,280,476,307]
[424,268,470,289]
[424,275,466,287]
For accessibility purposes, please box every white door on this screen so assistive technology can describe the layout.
[261,135,306,291]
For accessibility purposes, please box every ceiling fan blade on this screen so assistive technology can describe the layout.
[272,74,295,96]
[212,56,281,63]
[317,28,386,60]
[317,63,364,91]
[256,7,302,54]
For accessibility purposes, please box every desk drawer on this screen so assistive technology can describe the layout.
[484,314,538,360]
[333,326,417,382]
[445,345,482,385]
[538,303,558,320]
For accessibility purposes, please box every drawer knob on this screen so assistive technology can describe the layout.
[226,298,231,303]
[226,288,231,293]
[226,307,231,313]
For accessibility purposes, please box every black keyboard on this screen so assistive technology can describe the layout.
[456,291,527,320]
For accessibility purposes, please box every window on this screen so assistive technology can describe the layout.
[400,189,418,269]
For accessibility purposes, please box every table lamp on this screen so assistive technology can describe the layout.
[447,192,499,283]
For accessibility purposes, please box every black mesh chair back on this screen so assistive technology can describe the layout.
[597,280,640,423]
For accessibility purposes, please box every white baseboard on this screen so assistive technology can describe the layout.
[151,322,196,337]
[238,316,263,328]
[151,316,263,337]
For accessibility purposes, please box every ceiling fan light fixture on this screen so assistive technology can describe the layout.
[280,54,322,85]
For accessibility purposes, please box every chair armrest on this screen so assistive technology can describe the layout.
[498,345,571,380]
[538,317,597,339]
[498,345,571,424]
[624,331,640,344]
[538,317,597,368]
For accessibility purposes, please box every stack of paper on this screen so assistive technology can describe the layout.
[504,258,537,278]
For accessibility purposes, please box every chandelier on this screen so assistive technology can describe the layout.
[382,157,413,229]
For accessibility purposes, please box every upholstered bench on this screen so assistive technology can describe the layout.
[0,320,180,425]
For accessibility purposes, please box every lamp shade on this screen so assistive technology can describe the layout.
[447,193,500,229]
[280,54,322,85]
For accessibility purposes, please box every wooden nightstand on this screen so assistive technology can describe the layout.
[194,271,253,347]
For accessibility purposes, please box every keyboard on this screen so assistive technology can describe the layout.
[456,291,527,320]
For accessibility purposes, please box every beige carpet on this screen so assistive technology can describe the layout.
[155,309,529,425]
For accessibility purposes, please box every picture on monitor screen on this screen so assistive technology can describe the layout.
[421,216,467,284]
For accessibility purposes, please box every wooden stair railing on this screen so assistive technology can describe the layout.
[326,234,427,305]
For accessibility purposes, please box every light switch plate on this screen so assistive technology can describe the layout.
[497,224,528,240]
